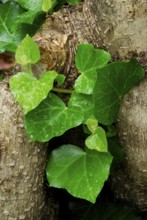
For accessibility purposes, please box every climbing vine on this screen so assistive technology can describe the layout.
[9,35,145,202]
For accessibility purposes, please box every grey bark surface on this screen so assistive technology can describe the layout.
[33,0,147,211]
[0,78,58,220]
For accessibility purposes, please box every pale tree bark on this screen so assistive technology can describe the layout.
[0,0,147,218]
[0,78,58,219]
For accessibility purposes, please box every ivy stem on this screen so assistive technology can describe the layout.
[23,64,33,75]
[52,87,73,94]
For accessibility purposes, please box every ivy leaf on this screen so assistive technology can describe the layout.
[74,44,111,94]
[85,127,108,152]
[75,44,111,73]
[0,2,25,53]
[24,93,84,142]
[42,0,57,12]
[15,35,40,65]
[70,200,138,220]
[93,59,145,125]
[10,71,58,114]
[67,0,81,5]
[46,145,112,203]
[68,91,95,123]
[16,0,43,11]
[75,70,97,94]
[86,118,98,133]
[55,74,66,86]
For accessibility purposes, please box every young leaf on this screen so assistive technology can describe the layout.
[55,74,66,86]
[15,35,40,65]
[74,44,111,94]
[46,145,112,203]
[10,71,57,114]
[86,118,98,133]
[93,59,145,125]
[85,127,108,152]
[24,93,84,142]
[68,91,95,123]
[42,0,57,12]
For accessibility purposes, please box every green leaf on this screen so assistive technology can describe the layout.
[55,74,66,86]
[75,44,111,73]
[75,70,97,94]
[70,199,138,220]
[10,71,57,114]
[46,145,112,203]
[42,0,57,12]
[86,118,98,133]
[24,93,84,142]
[0,2,25,53]
[15,35,40,65]
[85,127,108,152]
[68,91,95,123]
[93,59,145,125]
[67,0,81,5]
[16,0,43,11]
[74,44,111,94]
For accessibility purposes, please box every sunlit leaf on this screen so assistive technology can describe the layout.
[15,35,40,65]
[85,127,108,152]
[74,44,111,94]
[24,93,84,141]
[10,71,57,114]
[46,145,112,203]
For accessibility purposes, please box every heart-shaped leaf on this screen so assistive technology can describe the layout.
[24,93,84,142]
[10,71,58,114]
[46,145,112,203]
[85,127,108,152]
[74,44,111,94]
[93,59,145,125]
[15,34,40,65]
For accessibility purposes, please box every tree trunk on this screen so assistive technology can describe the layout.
[0,78,58,219]
[0,0,146,217]
[33,0,147,211]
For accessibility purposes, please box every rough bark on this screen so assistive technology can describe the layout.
[111,77,147,211]
[0,78,58,220]
[33,0,147,211]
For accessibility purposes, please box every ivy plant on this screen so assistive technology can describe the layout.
[0,0,81,53]
[9,35,145,203]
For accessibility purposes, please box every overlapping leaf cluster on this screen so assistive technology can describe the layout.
[9,35,144,203]
[0,0,81,53]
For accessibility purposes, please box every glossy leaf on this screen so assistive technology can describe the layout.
[10,71,57,114]
[46,145,112,203]
[15,35,40,65]
[68,91,95,123]
[85,127,108,152]
[75,70,97,94]
[0,2,25,53]
[74,44,111,94]
[24,93,84,142]
[93,59,145,125]
[16,0,43,11]
[75,44,111,73]
[42,0,57,12]
[86,118,98,133]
